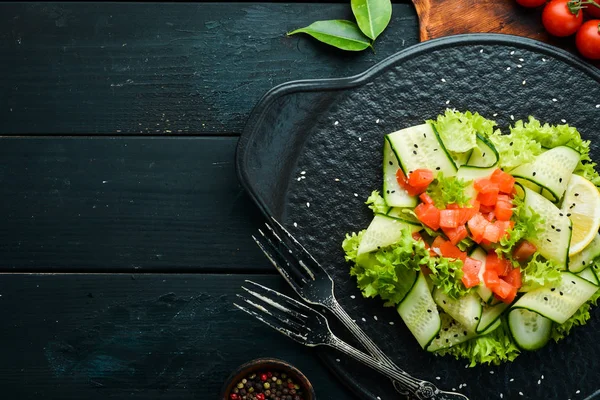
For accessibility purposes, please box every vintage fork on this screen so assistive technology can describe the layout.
[235,280,469,400]
[253,217,414,394]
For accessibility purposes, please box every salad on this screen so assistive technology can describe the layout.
[342,109,600,366]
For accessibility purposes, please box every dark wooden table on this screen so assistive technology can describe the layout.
[0,2,422,398]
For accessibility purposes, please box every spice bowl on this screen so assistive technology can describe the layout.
[220,358,316,400]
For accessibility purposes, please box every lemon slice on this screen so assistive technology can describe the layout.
[562,174,600,256]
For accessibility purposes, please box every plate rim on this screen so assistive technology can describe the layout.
[235,32,600,400]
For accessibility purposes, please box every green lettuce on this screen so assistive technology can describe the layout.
[436,322,521,366]
[520,252,563,291]
[497,195,544,256]
[426,173,472,209]
[551,289,600,342]
[365,190,389,214]
[426,256,470,300]
[429,109,496,153]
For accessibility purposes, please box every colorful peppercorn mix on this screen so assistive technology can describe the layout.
[229,370,306,400]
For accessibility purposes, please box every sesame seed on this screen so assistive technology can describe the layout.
[538,380,541,385]
[334,178,340,182]
[354,193,358,197]
[306,202,310,207]
[519,392,524,396]
[414,144,419,148]
[377,397,381,400]
[544,296,548,301]
[576,390,581,394]
[293,222,298,228]
[559,178,563,182]
[336,358,340,362]
[389,321,394,325]
[350,295,356,299]
[507,67,511,71]
[510,115,515,120]
[334,121,339,126]
[374,315,378,320]
[542,58,548,62]
[519,58,524,62]
[517,64,522,68]
[358,137,362,142]
[552,98,558,102]
[441,78,447,82]
[389,161,393,166]
[510,378,515,382]
[510,51,515,55]
[596,104,600,108]
[301,171,306,175]
[446,100,450,105]
[452,388,456,391]
[532,171,536,176]
[361,317,366,322]
[436,167,441,170]
[489,370,494,374]
[376,119,380,124]
[493,113,498,117]
[436,376,441,380]
[500,394,504,399]
[522,80,527,85]
[561,119,567,123]
[297,177,302,181]
[574,193,579,196]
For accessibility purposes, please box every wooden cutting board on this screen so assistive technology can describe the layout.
[412,0,598,65]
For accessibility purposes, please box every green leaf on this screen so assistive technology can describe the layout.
[288,20,372,51]
[351,0,392,40]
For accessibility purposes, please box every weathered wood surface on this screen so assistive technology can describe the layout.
[0,273,352,399]
[0,2,419,135]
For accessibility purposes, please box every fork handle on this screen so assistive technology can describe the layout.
[329,298,399,369]
[328,335,469,400]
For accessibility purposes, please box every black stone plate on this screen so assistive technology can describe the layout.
[236,34,600,400]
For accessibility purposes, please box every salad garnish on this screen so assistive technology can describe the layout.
[342,109,600,366]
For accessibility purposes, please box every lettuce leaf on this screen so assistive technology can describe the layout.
[426,173,472,209]
[435,322,520,366]
[427,256,470,300]
[429,109,495,153]
[488,128,543,170]
[365,190,389,214]
[497,195,544,256]
[520,252,563,291]
[342,230,365,263]
[551,288,600,342]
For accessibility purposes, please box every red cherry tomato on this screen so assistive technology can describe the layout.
[542,0,584,37]
[585,0,600,18]
[516,0,547,7]
[576,20,600,60]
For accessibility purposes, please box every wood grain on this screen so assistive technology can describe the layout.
[0,136,267,272]
[0,273,352,399]
[0,2,418,135]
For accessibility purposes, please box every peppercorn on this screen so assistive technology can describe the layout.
[228,369,305,400]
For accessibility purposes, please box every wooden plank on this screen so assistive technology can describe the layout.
[0,273,353,399]
[0,2,418,135]
[0,136,270,271]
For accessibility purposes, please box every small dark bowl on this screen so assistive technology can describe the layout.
[220,358,316,400]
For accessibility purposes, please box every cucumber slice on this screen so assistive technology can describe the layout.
[357,214,422,255]
[427,313,478,352]
[451,149,474,168]
[397,272,441,349]
[521,186,572,267]
[515,178,542,194]
[568,233,600,273]
[456,166,495,200]
[467,134,499,168]
[386,123,457,178]
[383,139,418,208]
[508,308,552,351]
[433,290,482,333]
[512,272,598,324]
[510,146,580,203]
[477,302,509,333]
[577,267,599,286]
[469,247,493,303]
[386,207,421,225]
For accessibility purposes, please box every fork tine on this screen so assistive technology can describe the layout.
[243,280,311,318]
[233,302,307,343]
[262,224,316,281]
[252,233,308,288]
[236,293,308,334]
[268,218,322,279]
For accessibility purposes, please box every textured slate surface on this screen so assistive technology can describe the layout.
[237,35,600,400]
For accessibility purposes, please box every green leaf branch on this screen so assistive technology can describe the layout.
[287,0,392,52]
